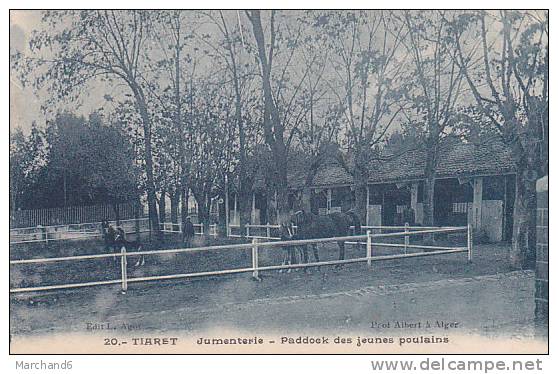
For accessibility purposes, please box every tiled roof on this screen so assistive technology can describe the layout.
[368,139,516,184]
[287,138,516,188]
[287,157,353,189]
[313,164,353,186]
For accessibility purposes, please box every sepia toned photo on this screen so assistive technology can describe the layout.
[9,9,548,354]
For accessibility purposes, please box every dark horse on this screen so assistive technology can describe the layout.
[102,222,144,267]
[101,221,117,264]
[114,228,144,267]
[290,209,361,267]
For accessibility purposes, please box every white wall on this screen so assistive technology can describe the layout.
[481,200,504,242]
[367,205,382,226]
[466,199,503,242]
[415,203,424,225]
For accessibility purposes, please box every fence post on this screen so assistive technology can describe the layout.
[467,224,472,263]
[120,245,128,294]
[366,230,372,267]
[252,238,261,280]
[404,222,409,254]
[246,225,250,237]
[266,225,271,239]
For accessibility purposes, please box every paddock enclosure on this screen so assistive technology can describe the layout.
[9,224,472,294]
[10,218,217,245]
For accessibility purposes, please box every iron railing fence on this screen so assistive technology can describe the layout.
[10,202,143,228]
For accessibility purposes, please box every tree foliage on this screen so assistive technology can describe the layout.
[10,111,139,210]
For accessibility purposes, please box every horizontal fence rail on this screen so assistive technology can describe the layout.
[11,218,223,244]
[10,217,148,232]
[159,222,218,237]
[10,216,469,246]
[160,222,282,240]
[10,226,472,294]
[10,218,151,245]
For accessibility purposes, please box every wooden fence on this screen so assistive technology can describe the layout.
[9,226,472,293]
[10,202,145,228]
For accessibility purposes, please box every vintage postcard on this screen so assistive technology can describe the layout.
[9,9,548,354]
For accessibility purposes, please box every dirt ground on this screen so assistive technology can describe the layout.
[10,231,546,348]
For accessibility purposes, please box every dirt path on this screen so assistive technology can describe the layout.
[10,269,547,354]
[10,243,544,341]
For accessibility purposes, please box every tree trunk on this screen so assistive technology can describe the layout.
[131,83,160,241]
[202,195,211,239]
[302,155,322,214]
[170,190,179,231]
[181,188,189,240]
[159,189,167,226]
[422,145,437,228]
[422,173,435,227]
[267,190,278,225]
[276,184,290,226]
[510,162,537,270]
[229,26,250,237]
[174,22,189,239]
[218,191,227,237]
[422,141,438,245]
[353,156,369,225]
[273,140,290,224]
[248,10,290,225]
[302,188,312,212]
[134,197,141,236]
[193,190,211,239]
[239,190,251,237]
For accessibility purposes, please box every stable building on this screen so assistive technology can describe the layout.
[285,139,516,243]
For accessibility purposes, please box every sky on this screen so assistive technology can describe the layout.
[9,9,545,139]
[10,10,112,134]
[10,11,43,134]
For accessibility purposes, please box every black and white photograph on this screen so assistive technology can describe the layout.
[8,8,549,354]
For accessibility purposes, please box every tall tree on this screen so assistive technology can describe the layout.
[150,10,195,231]
[187,81,236,236]
[21,10,161,238]
[246,10,320,224]
[245,10,290,224]
[198,10,259,234]
[316,10,407,223]
[398,10,465,230]
[452,10,548,268]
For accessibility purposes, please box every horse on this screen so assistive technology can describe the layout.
[278,222,304,273]
[101,221,118,265]
[114,228,144,267]
[101,221,115,250]
[290,209,361,268]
